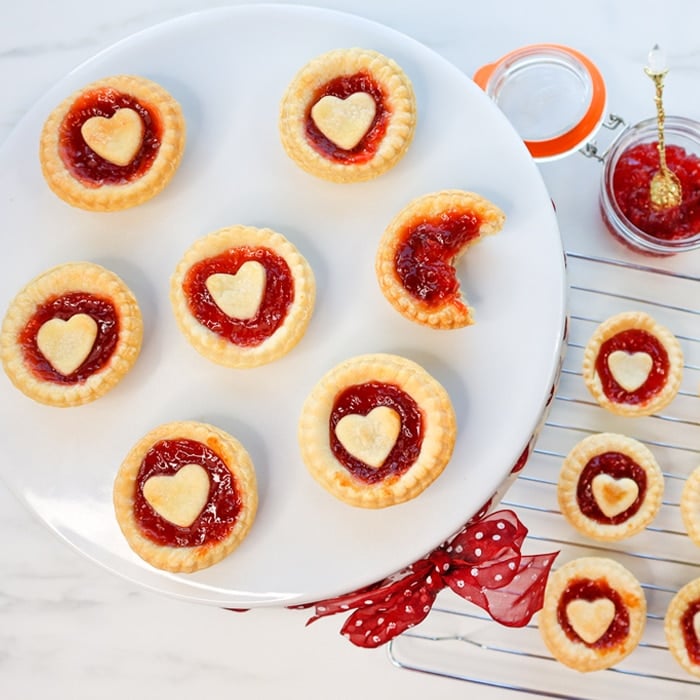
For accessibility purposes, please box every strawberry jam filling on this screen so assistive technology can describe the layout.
[681,597,700,665]
[19,292,118,384]
[134,438,241,547]
[183,247,293,347]
[576,451,646,524]
[59,88,162,186]
[558,578,629,648]
[395,211,484,308]
[306,71,388,163]
[329,381,423,483]
[595,328,669,405]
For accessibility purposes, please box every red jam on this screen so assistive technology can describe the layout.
[58,88,162,186]
[329,381,423,483]
[680,597,700,665]
[595,329,669,405]
[613,143,700,240]
[305,71,389,163]
[558,578,629,648]
[134,438,241,547]
[395,211,483,308]
[19,292,118,383]
[183,247,293,347]
[576,452,646,524]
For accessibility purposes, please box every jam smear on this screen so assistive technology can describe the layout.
[329,381,423,484]
[395,212,483,308]
[558,577,630,648]
[183,247,293,347]
[595,328,669,405]
[19,292,118,384]
[576,451,646,524]
[134,438,241,547]
[306,71,389,163]
[59,87,162,186]
[613,143,700,241]
[681,597,700,665]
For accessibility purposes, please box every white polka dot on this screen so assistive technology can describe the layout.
[364,599,373,605]
[457,580,465,588]
[497,521,505,530]
[492,534,501,541]
[423,605,430,613]
[426,575,433,584]
[475,548,482,557]
[475,532,484,540]
[372,635,381,643]
[455,545,464,553]
[377,617,384,625]
[443,563,449,571]
[355,620,363,627]
[341,604,349,610]
[494,574,503,582]
[405,605,414,614]
[471,567,479,577]
[508,562,516,570]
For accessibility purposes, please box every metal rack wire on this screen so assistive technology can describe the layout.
[388,252,700,698]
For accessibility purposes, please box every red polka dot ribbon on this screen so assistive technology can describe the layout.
[297,510,558,648]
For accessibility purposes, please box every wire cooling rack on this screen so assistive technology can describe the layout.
[388,251,700,699]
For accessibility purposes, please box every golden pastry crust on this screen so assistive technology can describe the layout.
[113,420,258,573]
[40,74,186,211]
[0,262,142,407]
[582,311,683,417]
[538,557,646,672]
[375,190,505,329]
[558,433,664,542]
[298,353,456,508]
[170,225,316,368]
[680,465,700,547]
[279,48,416,183]
[665,577,700,677]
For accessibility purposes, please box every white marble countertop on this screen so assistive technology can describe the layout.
[2,1,699,698]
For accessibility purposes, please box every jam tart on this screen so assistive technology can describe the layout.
[113,420,258,573]
[582,311,683,417]
[40,74,186,211]
[298,353,456,508]
[0,261,143,407]
[279,47,416,183]
[680,464,700,548]
[665,576,700,678]
[538,556,646,672]
[375,190,505,329]
[558,433,664,542]
[170,225,316,368]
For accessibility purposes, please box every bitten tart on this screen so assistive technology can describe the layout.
[538,557,646,672]
[298,353,456,508]
[113,420,257,573]
[558,433,664,542]
[40,74,186,211]
[279,48,416,183]
[375,190,506,329]
[680,464,700,547]
[582,311,683,417]
[170,225,316,368]
[0,262,142,407]
[665,577,700,677]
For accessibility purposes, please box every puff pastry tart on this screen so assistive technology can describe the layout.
[375,190,505,329]
[557,433,663,542]
[0,262,142,407]
[582,311,683,417]
[40,74,186,211]
[113,421,257,573]
[279,48,416,183]
[170,225,316,368]
[665,576,700,677]
[538,557,646,672]
[680,465,700,548]
[298,353,456,508]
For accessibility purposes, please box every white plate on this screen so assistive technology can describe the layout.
[0,5,566,607]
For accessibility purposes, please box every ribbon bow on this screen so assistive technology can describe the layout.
[300,509,557,648]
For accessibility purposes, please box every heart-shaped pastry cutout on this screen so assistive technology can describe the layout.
[206,261,267,320]
[80,108,144,166]
[591,473,639,518]
[607,350,653,392]
[311,92,377,150]
[335,405,401,469]
[694,611,700,641]
[142,464,210,528]
[36,313,98,376]
[566,598,616,644]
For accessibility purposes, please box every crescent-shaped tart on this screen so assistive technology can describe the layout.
[279,47,416,183]
[113,420,258,573]
[582,311,683,417]
[665,576,700,678]
[375,190,506,329]
[0,261,143,407]
[298,353,456,508]
[170,225,316,368]
[557,433,664,542]
[538,557,646,672]
[40,74,186,211]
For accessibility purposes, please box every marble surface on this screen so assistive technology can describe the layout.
[2,1,699,698]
